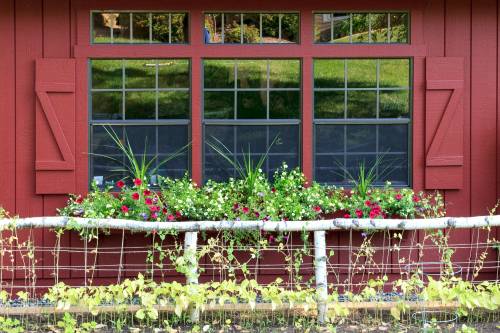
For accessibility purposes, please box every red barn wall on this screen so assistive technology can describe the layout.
[0,0,499,282]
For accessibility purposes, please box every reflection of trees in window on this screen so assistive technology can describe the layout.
[204,13,299,44]
[314,12,409,44]
[92,12,188,44]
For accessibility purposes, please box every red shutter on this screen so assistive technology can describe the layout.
[35,59,76,194]
[425,57,465,189]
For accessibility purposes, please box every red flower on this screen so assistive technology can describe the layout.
[412,195,420,203]
[369,210,378,219]
[167,214,175,221]
[233,203,239,210]
[268,235,274,243]
[255,211,260,218]
[242,207,249,214]
[271,188,276,193]
[149,205,159,212]
[132,192,140,200]
[133,178,142,186]
[116,180,125,189]
[162,208,168,214]
[75,195,83,204]
[344,213,351,218]
[175,211,182,218]
[151,213,158,220]
[121,205,129,213]
[145,198,153,205]
[143,189,151,196]
[313,206,322,213]
[395,193,402,201]
[365,200,371,207]
[355,209,363,218]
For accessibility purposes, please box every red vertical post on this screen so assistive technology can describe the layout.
[191,8,203,185]
[301,8,313,182]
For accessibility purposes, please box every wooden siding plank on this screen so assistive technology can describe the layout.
[0,0,16,214]
[471,0,498,215]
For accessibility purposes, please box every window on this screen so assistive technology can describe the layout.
[92,12,189,44]
[313,59,411,186]
[203,59,301,181]
[204,13,299,44]
[89,59,190,187]
[314,12,409,44]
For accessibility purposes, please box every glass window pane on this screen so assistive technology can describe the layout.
[158,125,189,154]
[346,154,376,179]
[93,13,112,43]
[370,13,388,43]
[125,59,156,89]
[352,14,370,43]
[333,13,350,42]
[315,91,344,119]
[224,13,242,43]
[237,60,267,89]
[204,60,235,88]
[346,125,376,152]
[269,91,300,119]
[204,14,223,43]
[380,59,409,88]
[124,126,157,155]
[390,13,409,43]
[125,91,156,119]
[281,14,299,43]
[378,154,408,185]
[347,91,377,118]
[269,125,300,154]
[158,59,190,89]
[242,13,261,43]
[204,91,234,119]
[315,125,344,153]
[132,13,150,43]
[379,90,409,118]
[91,60,123,89]
[379,125,408,153]
[314,14,332,43]
[171,13,188,43]
[92,92,122,120]
[315,155,345,184]
[158,91,190,119]
[314,59,344,88]
[347,59,377,88]
[237,91,267,119]
[261,14,280,43]
[112,13,131,43]
[152,14,170,43]
[269,60,300,88]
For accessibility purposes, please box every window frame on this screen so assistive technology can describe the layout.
[201,58,303,181]
[88,58,193,186]
[312,57,413,187]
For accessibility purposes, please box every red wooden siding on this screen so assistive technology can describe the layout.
[0,0,499,281]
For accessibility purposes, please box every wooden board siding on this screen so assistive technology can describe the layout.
[0,0,499,282]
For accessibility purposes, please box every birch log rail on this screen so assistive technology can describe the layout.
[0,215,498,232]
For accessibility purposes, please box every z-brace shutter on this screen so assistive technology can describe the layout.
[425,57,465,189]
[35,59,76,194]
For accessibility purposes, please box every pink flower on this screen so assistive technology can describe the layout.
[412,195,420,203]
[313,206,322,213]
[395,193,402,201]
[143,189,151,196]
[116,180,125,189]
[365,200,371,207]
[344,213,351,218]
[268,235,274,243]
[145,198,153,205]
[149,205,159,212]
[132,193,140,200]
[355,209,363,218]
[175,211,182,218]
[121,205,129,213]
[151,213,158,220]
[133,178,142,186]
[254,211,260,218]
[167,214,175,221]
[242,207,249,214]
[369,210,378,219]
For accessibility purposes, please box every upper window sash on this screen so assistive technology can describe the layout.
[91,11,189,44]
[314,12,409,44]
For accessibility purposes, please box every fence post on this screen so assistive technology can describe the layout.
[314,230,328,324]
[184,231,199,323]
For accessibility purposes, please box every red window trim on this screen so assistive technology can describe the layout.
[72,0,427,195]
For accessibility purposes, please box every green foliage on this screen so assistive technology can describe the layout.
[0,317,24,333]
